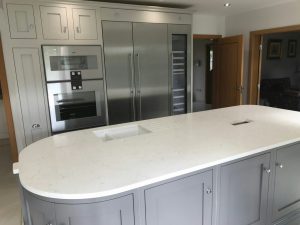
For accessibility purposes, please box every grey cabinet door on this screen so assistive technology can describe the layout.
[145,170,213,225]
[272,143,300,221]
[55,195,134,225]
[133,23,170,120]
[24,193,56,225]
[219,153,271,225]
[102,21,136,125]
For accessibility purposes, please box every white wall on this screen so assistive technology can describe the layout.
[193,13,226,35]
[225,1,300,103]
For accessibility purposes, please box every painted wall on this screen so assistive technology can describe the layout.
[193,13,225,35]
[225,1,300,103]
[261,32,300,89]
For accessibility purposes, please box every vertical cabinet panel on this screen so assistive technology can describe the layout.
[13,48,48,145]
[40,6,68,40]
[24,192,56,225]
[7,4,36,39]
[219,154,271,225]
[55,195,135,225]
[145,171,213,225]
[72,8,98,40]
[102,21,135,125]
[133,23,170,120]
[272,144,300,221]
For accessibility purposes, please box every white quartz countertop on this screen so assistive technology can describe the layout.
[18,105,300,199]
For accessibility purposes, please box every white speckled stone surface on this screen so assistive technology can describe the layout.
[17,105,300,199]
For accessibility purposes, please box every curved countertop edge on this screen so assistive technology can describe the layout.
[19,138,300,200]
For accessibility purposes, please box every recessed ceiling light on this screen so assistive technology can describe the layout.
[224,3,231,7]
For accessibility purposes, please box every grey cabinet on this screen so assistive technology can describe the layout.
[219,153,271,225]
[145,170,213,225]
[272,144,300,222]
[55,195,135,225]
[102,21,170,124]
[24,193,56,225]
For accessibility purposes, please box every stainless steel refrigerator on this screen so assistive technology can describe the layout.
[102,21,191,125]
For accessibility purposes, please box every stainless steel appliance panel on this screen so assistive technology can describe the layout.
[133,23,170,120]
[42,45,104,82]
[47,80,106,133]
[102,21,136,125]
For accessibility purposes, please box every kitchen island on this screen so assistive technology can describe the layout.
[15,106,300,225]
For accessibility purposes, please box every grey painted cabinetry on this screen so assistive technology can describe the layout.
[145,170,213,225]
[55,195,134,225]
[272,144,300,224]
[21,143,300,225]
[219,153,271,225]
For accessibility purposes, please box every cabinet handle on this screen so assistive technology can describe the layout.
[76,26,81,33]
[206,188,212,194]
[276,162,284,169]
[63,26,67,33]
[29,24,35,30]
[264,167,271,174]
[32,124,41,129]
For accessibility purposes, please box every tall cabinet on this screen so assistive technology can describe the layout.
[102,21,191,125]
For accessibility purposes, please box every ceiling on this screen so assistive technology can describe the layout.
[87,0,296,16]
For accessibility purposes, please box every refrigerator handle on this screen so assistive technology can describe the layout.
[129,53,136,121]
[136,53,142,120]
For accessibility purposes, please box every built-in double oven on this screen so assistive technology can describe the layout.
[42,45,107,134]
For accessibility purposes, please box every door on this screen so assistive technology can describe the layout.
[13,48,49,145]
[219,153,271,225]
[212,35,244,108]
[7,4,36,39]
[72,8,98,40]
[133,23,169,120]
[55,195,135,225]
[24,192,56,225]
[40,6,68,40]
[272,143,300,221]
[145,170,213,225]
[102,21,135,125]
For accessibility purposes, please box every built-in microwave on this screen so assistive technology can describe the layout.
[42,45,107,134]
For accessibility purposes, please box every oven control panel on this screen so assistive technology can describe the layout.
[71,71,82,90]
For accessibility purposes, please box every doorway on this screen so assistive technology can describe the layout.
[248,25,300,105]
[193,34,244,111]
[193,36,216,112]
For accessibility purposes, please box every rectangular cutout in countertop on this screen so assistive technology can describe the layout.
[94,124,151,141]
[232,120,253,126]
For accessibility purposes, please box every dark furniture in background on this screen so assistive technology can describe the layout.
[260,77,300,111]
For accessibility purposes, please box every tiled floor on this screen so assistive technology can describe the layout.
[0,139,21,225]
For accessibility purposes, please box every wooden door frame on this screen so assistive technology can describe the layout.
[248,25,300,104]
[0,38,18,162]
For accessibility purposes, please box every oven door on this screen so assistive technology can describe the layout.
[42,45,104,82]
[47,80,106,133]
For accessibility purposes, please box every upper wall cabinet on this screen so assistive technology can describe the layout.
[72,8,98,40]
[40,6,68,40]
[7,4,37,39]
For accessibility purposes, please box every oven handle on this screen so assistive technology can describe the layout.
[129,53,136,121]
